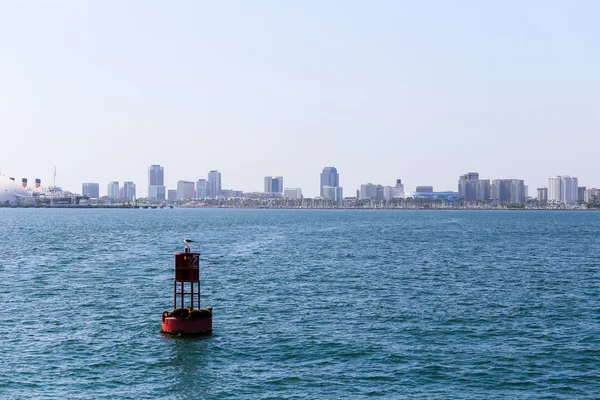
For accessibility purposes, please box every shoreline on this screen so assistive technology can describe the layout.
[1,205,597,211]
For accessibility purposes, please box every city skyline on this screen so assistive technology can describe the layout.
[1,2,598,197]
[58,164,596,204]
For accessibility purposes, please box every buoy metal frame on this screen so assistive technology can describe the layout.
[161,244,212,335]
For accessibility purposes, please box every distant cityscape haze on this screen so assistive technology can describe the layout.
[1,1,598,197]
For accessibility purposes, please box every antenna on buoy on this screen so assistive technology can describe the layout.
[183,238,194,253]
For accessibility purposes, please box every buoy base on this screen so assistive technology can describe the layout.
[161,308,212,335]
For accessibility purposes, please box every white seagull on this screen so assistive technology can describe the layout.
[183,238,194,244]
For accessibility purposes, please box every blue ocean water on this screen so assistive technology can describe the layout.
[0,209,599,399]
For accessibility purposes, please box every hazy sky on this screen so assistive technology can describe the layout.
[1,1,598,197]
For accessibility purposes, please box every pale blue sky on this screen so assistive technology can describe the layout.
[1,1,598,197]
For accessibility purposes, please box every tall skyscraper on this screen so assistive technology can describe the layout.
[577,186,586,203]
[196,179,208,198]
[548,176,578,204]
[273,176,283,193]
[177,181,196,200]
[537,187,548,203]
[320,167,339,197]
[492,179,525,204]
[476,180,491,201]
[148,165,166,200]
[458,172,480,200]
[207,170,221,198]
[123,181,136,201]
[107,181,120,199]
[82,182,100,199]
[264,176,284,194]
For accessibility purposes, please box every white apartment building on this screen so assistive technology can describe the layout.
[548,176,578,204]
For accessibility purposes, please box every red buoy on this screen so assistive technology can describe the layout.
[161,241,212,335]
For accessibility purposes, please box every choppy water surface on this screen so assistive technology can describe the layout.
[1,209,599,399]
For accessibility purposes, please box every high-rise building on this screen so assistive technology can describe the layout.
[196,179,208,198]
[360,183,381,200]
[510,180,526,204]
[320,167,339,197]
[107,181,120,199]
[82,182,100,199]
[394,179,405,193]
[148,165,164,185]
[264,176,272,193]
[273,176,283,193]
[537,187,548,203]
[167,190,177,202]
[177,181,196,200]
[322,186,343,202]
[148,165,166,200]
[578,186,586,203]
[207,170,221,198]
[264,176,284,194]
[492,179,525,204]
[123,181,136,201]
[458,172,480,200]
[476,180,491,201]
[389,179,405,199]
[284,188,302,200]
[548,176,578,204]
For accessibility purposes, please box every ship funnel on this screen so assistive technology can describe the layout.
[35,178,41,189]
[22,178,27,188]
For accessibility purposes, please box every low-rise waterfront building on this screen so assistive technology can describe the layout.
[584,188,600,203]
[220,189,244,198]
[416,186,434,193]
[404,191,459,201]
[284,188,302,200]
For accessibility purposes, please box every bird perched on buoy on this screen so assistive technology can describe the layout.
[183,238,194,253]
